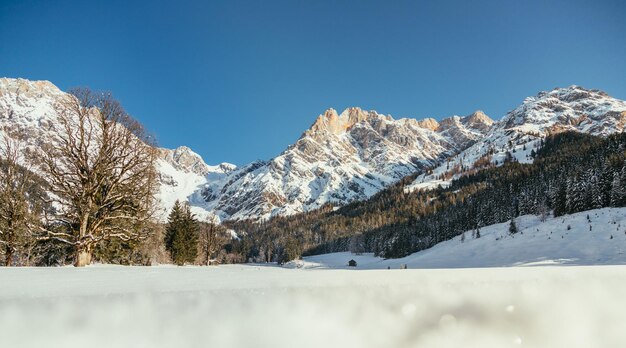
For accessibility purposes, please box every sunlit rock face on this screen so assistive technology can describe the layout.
[203,106,493,220]
[407,85,626,193]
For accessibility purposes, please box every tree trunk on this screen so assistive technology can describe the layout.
[74,245,93,267]
[4,245,13,267]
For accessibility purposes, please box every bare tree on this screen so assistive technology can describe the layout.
[198,215,226,265]
[35,88,158,267]
[0,132,42,266]
[139,221,170,265]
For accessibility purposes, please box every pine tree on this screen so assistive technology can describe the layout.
[165,200,199,265]
[553,182,567,217]
[509,219,518,235]
[610,168,625,207]
[588,169,604,209]
[566,176,587,214]
[598,163,614,207]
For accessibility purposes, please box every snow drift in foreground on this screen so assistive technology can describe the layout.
[1,265,626,348]
[298,207,626,269]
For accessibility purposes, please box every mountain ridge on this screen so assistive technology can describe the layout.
[1,77,624,222]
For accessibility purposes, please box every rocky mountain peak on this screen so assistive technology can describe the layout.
[158,146,211,176]
[340,107,372,125]
[462,110,494,132]
[416,118,440,131]
[307,107,380,136]
[502,85,626,134]
[0,78,61,96]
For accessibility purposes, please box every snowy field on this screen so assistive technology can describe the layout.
[1,208,626,348]
[2,265,626,347]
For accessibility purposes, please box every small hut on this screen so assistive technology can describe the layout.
[348,259,357,267]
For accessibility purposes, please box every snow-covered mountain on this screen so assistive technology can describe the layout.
[2,78,624,222]
[196,107,493,220]
[0,77,235,221]
[155,146,236,221]
[407,85,626,192]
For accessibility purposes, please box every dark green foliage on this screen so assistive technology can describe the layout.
[228,131,626,260]
[610,166,626,206]
[164,200,199,265]
[509,219,518,234]
[276,236,302,264]
[93,238,149,265]
[30,236,74,266]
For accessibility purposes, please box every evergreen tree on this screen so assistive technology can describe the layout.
[509,219,518,235]
[598,163,614,207]
[553,182,568,217]
[165,200,199,265]
[588,169,604,209]
[610,169,625,207]
[566,177,587,214]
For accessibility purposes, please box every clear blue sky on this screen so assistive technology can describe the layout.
[1,0,625,165]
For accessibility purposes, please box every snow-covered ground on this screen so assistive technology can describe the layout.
[300,208,626,269]
[2,208,626,348]
[2,264,626,347]
[0,266,626,348]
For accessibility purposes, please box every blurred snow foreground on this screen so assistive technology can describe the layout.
[1,265,626,348]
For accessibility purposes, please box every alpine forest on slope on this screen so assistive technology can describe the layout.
[226,131,626,261]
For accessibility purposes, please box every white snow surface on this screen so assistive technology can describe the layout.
[300,208,626,269]
[2,265,626,347]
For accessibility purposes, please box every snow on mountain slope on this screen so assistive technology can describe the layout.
[407,86,626,192]
[0,78,68,140]
[3,78,623,222]
[296,207,626,269]
[0,78,235,221]
[200,107,493,220]
[156,145,237,221]
[154,153,236,222]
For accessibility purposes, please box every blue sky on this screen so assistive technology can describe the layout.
[1,0,625,165]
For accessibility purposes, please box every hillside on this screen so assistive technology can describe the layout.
[295,207,626,269]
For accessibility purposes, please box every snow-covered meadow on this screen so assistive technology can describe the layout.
[2,265,626,348]
[1,208,626,348]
